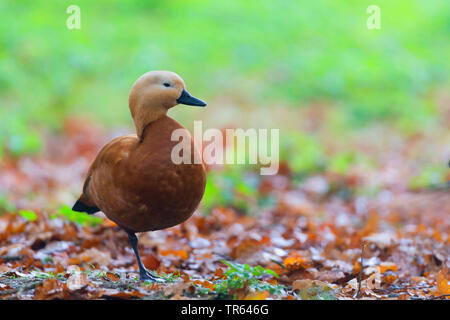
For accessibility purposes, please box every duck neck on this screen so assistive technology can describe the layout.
[133,109,167,142]
[137,114,169,143]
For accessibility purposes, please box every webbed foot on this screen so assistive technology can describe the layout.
[140,268,166,282]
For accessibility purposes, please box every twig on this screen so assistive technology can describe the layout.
[355,242,366,299]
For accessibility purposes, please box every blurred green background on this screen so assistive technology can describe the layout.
[0,0,448,155]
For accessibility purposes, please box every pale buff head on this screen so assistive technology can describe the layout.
[128,71,206,139]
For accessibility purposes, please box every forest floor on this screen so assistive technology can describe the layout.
[0,112,449,300]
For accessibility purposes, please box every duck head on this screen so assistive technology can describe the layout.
[129,71,206,139]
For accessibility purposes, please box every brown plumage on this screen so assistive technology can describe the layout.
[72,71,207,281]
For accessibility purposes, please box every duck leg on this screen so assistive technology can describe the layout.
[127,232,165,282]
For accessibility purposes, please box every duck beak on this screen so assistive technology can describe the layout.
[176,89,207,107]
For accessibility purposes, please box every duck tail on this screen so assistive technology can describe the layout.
[72,194,100,214]
[72,200,100,214]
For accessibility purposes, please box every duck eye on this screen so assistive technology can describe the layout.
[163,82,171,87]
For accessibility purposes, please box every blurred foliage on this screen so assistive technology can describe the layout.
[50,205,103,226]
[203,166,259,213]
[0,0,449,158]
[0,196,16,214]
[18,209,38,221]
[281,132,326,174]
[328,152,356,175]
[409,165,448,190]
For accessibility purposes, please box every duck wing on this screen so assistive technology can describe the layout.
[72,134,138,214]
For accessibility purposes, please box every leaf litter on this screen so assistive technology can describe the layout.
[0,116,449,300]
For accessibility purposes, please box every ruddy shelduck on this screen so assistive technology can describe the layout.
[72,71,207,281]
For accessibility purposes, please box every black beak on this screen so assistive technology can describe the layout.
[176,89,206,107]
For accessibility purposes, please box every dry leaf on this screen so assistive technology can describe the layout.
[34,279,67,300]
[244,291,269,300]
[378,262,398,274]
[366,273,382,290]
[160,249,189,260]
[77,248,111,266]
[436,267,449,295]
[67,270,90,290]
[293,279,326,291]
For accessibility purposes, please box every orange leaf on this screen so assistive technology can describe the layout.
[283,252,309,270]
[382,273,398,284]
[213,268,227,280]
[67,257,82,265]
[410,276,427,283]
[56,264,65,274]
[193,280,215,291]
[104,272,120,282]
[361,211,379,236]
[432,229,443,242]
[378,262,398,274]
[244,291,269,300]
[142,254,160,270]
[80,255,92,262]
[436,267,449,295]
[160,249,189,260]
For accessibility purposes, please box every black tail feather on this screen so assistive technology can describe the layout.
[72,200,100,214]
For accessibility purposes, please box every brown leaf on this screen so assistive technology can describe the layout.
[141,254,160,270]
[318,270,346,283]
[34,279,67,300]
[103,272,120,282]
[230,237,270,259]
[293,279,335,291]
[102,289,145,299]
[360,211,379,237]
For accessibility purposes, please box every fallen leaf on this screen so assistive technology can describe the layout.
[193,280,215,291]
[160,249,189,260]
[244,291,269,300]
[77,248,111,266]
[102,289,145,299]
[141,254,160,270]
[293,279,334,291]
[34,279,67,300]
[436,267,449,295]
[103,272,120,282]
[283,252,309,270]
[378,262,398,274]
[318,270,346,283]
[67,270,90,291]
[366,273,381,290]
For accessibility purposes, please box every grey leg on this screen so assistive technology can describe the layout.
[127,232,165,282]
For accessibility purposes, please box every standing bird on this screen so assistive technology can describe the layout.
[72,71,207,281]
